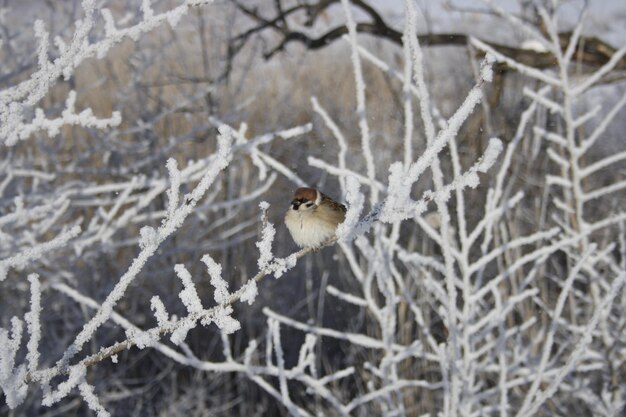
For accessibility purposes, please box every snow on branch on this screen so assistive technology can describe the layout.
[256,202,276,271]
[518,272,626,417]
[471,37,561,87]
[57,126,233,368]
[208,116,311,186]
[0,318,27,408]
[340,0,376,203]
[0,225,81,281]
[0,0,214,146]
[24,274,42,374]
[78,382,110,417]
[18,215,332,405]
[174,264,204,314]
[7,91,121,144]
[517,245,597,414]
[571,43,626,96]
[335,177,365,242]
[376,137,503,227]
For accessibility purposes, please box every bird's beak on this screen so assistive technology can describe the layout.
[291,199,300,210]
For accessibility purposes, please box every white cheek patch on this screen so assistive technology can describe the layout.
[314,190,322,206]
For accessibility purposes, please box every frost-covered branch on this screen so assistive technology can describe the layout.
[0,0,213,146]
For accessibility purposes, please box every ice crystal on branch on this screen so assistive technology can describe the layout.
[202,254,230,305]
[255,201,276,271]
[336,177,364,241]
[150,296,170,326]
[175,264,203,314]
[239,280,258,305]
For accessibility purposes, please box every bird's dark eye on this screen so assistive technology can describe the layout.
[305,202,314,208]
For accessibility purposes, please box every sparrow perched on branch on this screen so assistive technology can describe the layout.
[285,187,346,248]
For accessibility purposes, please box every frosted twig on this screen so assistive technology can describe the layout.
[0,1,213,146]
[401,2,415,166]
[518,245,596,413]
[340,0,377,203]
[0,226,81,281]
[522,87,562,114]
[580,87,626,153]
[580,150,626,178]
[582,181,626,203]
[25,274,41,374]
[255,202,276,271]
[78,382,110,417]
[518,273,626,417]
[326,285,368,307]
[571,43,626,96]
[481,0,553,53]
[336,177,365,242]
[471,38,561,87]
[25,240,322,384]
[307,157,385,191]
[264,308,439,362]
[311,97,348,194]
[270,320,295,412]
[57,127,233,369]
[0,317,27,408]
[10,91,121,143]
[174,264,203,314]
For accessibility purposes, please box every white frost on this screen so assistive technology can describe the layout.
[255,202,276,271]
[202,254,230,304]
[150,296,170,326]
[239,280,258,305]
[174,264,203,314]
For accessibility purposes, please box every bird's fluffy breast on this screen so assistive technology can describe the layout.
[284,208,340,248]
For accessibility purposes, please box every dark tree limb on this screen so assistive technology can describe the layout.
[227,0,626,73]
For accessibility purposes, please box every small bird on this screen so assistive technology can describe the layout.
[285,187,346,248]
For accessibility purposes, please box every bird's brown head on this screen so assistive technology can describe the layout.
[291,187,319,211]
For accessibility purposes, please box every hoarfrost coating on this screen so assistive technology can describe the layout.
[1,0,625,416]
